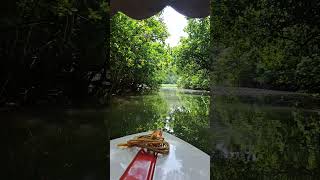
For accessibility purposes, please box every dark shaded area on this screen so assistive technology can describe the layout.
[0,0,110,107]
[2,108,108,180]
[209,91,320,179]
[209,2,320,177]
[210,0,320,92]
[1,1,110,179]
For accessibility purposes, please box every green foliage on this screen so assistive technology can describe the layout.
[174,18,211,90]
[296,56,320,92]
[210,0,320,93]
[161,52,178,84]
[0,0,109,106]
[110,13,170,94]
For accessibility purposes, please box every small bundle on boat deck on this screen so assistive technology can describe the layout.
[117,130,170,154]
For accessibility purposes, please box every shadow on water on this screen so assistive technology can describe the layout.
[2,108,108,180]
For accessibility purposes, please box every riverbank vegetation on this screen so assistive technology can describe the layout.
[162,1,320,94]
[109,14,211,92]
[210,0,320,93]
[174,0,320,94]
[174,18,210,90]
[110,13,171,94]
[0,0,109,107]
[1,0,319,107]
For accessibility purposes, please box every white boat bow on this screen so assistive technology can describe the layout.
[110,131,210,180]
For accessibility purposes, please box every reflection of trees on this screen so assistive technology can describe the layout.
[210,95,320,179]
[169,94,211,154]
[109,88,212,155]
[3,110,107,179]
[109,94,169,139]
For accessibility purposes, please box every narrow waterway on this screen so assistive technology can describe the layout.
[108,84,320,178]
[2,84,320,179]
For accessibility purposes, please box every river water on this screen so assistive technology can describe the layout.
[3,85,320,179]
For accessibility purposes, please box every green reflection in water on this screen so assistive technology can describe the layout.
[7,85,318,179]
[109,86,320,179]
[210,94,320,179]
[108,86,211,154]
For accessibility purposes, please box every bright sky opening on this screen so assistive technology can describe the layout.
[161,6,188,47]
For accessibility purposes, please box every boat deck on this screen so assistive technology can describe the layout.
[110,131,210,180]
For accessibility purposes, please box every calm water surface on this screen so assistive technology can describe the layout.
[3,85,320,179]
[3,108,107,179]
[109,85,320,179]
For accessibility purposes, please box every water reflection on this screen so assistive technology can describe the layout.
[108,87,211,155]
[210,92,320,179]
[2,108,107,179]
[109,86,320,179]
[9,86,317,179]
